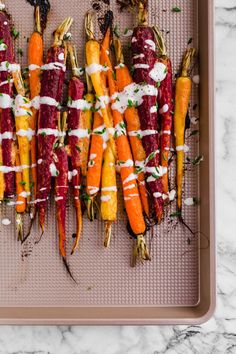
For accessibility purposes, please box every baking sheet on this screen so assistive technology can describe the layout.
[0,0,201,310]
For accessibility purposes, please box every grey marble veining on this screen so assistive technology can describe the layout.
[0,0,236,353]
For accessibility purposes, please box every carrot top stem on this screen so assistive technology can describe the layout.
[53,17,73,46]
[85,11,95,40]
[113,38,124,64]
[181,48,196,77]
[16,213,23,242]
[153,26,167,57]
[68,44,79,77]
[132,234,150,267]
[35,6,42,34]
[138,1,148,26]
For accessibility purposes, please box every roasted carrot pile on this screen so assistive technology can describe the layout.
[0,0,198,270]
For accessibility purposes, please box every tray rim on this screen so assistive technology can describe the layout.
[0,0,216,325]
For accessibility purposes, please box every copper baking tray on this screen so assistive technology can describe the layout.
[0,0,215,324]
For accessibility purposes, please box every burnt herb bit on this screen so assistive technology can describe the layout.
[172,6,181,13]
[188,129,199,138]
[12,28,20,39]
[170,211,181,218]
[193,103,198,110]
[17,48,24,57]
[188,37,193,45]
[192,155,204,166]
[193,197,200,205]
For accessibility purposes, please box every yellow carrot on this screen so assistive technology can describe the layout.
[85,11,116,159]
[174,48,195,211]
[101,141,117,247]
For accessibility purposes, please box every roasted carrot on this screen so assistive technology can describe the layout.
[28,6,44,206]
[37,17,73,234]
[101,141,117,247]
[0,7,17,198]
[80,74,94,177]
[54,112,68,259]
[15,150,26,241]
[100,29,149,262]
[67,44,90,254]
[153,27,173,200]
[0,145,4,200]
[86,110,104,220]
[85,11,117,159]
[14,94,32,204]
[113,38,149,218]
[174,48,195,211]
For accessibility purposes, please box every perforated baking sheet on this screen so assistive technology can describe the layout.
[0,0,214,323]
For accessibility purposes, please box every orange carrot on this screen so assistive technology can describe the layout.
[113,38,150,218]
[28,6,44,205]
[100,30,149,264]
[174,48,195,211]
[15,150,26,241]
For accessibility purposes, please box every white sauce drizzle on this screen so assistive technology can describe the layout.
[68,99,92,111]
[145,39,156,51]
[149,62,167,82]
[133,54,145,59]
[150,105,157,113]
[1,218,11,226]
[101,186,117,192]
[123,183,136,191]
[115,63,125,69]
[111,83,158,114]
[0,79,13,87]
[16,128,35,141]
[0,43,7,51]
[55,196,63,201]
[41,62,66,72]
[159,104,169,114]
[68,128,90,139]
[184,197,195,206]
[87,186,99,195]
[101,195,111,202]
[49,163,58,177]
[0,61,20,72]
[86,64,109,75]
[0,93,13,109]
[40,96,59,107]
[29,64,41,71]
[133,63,150,70]
[118,159,133,167]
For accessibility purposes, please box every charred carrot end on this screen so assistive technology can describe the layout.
[132,234,150,267]
[53,17,73,46]
[71,202,82,255]
[174,48,195,211]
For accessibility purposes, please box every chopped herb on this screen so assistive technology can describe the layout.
[53,141,59,149]
[23,97,28,103]
[30,182,34,189]
[127,99,133,108]
[6,61,10,69]
[0,39,3,45]
[119,121,126,129]
[130,65,135,74]
[134,88,139,93]
[0,93,3,97]
[56,171,59,177]
[188,37,193,45]
[76,145,81,152]
[7,76,11,83]
[124,27,129,35]
[20,181,26,186]
[156,81,161,88]
[137,133,142,140]
[172,6,181,12]
[80,192,91,201]
[115,96,120,102]
[41,132,46,136]
[12,28,19,39]
[68,96,72,105]
[147,151,155,162]
[113,24,120,38]
[112,71,116,80]
[118,160,125,165]
[151,173,159,180]
[170,211,181,218]
[88,128,92,134]
[94,127,106,135]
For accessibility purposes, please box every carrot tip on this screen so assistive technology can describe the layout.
[132,234,151,267]
[62,257,77,284]
[104,221,112,248]
[16,213,24,242]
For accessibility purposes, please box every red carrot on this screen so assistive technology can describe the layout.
[67,44,89,254]
[130,2,168,223]
[37,17,73,234]
[0,8,16,198]
[154,27,173,200]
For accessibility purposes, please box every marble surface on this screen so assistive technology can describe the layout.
[0,0,236,353]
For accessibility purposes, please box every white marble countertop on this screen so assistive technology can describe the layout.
[0,0,236,353]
